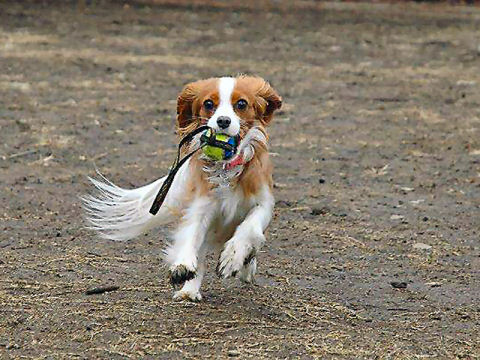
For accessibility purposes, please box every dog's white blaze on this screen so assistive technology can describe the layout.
[207,77,241,136]
[219,76,235,101]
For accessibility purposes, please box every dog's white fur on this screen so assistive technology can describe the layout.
[207,77,241,136]
[83,76,279,301]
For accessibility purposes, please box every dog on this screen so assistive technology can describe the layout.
[83,75,282,301]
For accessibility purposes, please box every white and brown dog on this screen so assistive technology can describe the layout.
[83,76,282,301]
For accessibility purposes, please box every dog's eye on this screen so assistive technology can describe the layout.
[203,99,214,111]
[235,99,248,111]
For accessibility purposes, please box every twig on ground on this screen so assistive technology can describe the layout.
[85,285,119,295]
[3,149,38,160]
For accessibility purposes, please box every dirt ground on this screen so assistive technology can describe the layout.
[1,1,480,358]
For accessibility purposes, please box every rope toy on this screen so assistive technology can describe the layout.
[149,126,239,215]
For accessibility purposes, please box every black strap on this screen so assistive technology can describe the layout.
[149,125,209,215]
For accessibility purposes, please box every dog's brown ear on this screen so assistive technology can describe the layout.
[176,78,217,131]
[176,81,201,130]
[251,78,282,125]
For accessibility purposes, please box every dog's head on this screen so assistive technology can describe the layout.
[176,76,282,138]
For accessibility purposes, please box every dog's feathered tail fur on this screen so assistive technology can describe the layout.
[81,174,165,241]
[81,163,191,241]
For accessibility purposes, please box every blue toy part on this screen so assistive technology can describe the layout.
[224,136,237,159]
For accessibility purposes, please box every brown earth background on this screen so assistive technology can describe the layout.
[1,1,480,358]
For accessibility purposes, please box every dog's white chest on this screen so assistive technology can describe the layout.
[202,161,244,188]
[215,186,254,226]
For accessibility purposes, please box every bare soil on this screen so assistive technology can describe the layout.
[1,1,480,358]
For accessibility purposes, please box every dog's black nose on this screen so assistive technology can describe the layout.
[217,116,231,129]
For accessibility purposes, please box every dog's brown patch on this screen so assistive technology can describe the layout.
[238,144,273,198]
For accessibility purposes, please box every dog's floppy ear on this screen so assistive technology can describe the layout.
[253,78,282,125]
[176,80,201,130]
[176,78,217,131]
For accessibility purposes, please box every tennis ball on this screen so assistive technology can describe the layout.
[202,130,236,161]
[203,143,225,161]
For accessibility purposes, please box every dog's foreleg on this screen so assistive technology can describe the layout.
[173,242,207,301]
[165,196,214,291]
[217,186,274,279]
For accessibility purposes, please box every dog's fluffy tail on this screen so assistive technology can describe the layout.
[81,172,173,241]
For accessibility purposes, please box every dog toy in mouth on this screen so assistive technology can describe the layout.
[200,128,238,161]
[150,126,239,215]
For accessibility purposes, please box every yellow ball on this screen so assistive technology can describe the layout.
[203,144,224,161]
[202,131,230,161]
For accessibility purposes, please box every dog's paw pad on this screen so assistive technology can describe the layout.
[173,289,202,302]
[169,265,196,288]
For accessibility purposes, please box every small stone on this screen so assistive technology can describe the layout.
[311,207,329,216]
[390,281,408,289]
[15,119,31,132]
[228,350,241,357]
[422,216,429,221]
[456,80,476,86]
[65,98,77,106]
[390,214,404,220]
[319,178,326,184]
[413,242,432,250]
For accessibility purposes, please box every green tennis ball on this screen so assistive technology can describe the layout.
[203,133,230,161]
[203,144,225,161]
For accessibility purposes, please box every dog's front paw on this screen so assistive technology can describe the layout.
[169,264,196,288]
[239,256,257,284]
[216,239,255,279]
[173,289,202,302]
